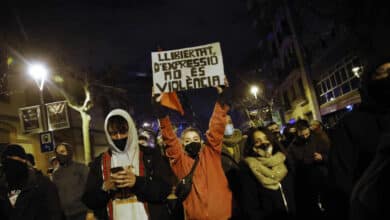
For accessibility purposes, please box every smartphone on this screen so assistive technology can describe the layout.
[110,166,124,174]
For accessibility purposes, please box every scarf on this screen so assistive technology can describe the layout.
[223,130,243,162]
[245,151,288,190]
[102,151,148,220]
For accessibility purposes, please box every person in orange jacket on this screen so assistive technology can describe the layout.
[153,83,233,220]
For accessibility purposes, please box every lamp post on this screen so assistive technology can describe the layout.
[28,63,49,131]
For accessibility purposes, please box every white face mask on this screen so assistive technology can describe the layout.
[224,124,234,136]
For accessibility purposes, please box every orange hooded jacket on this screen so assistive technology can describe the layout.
[159,102,232,220]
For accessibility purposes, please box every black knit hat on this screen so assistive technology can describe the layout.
[1,144,26,162]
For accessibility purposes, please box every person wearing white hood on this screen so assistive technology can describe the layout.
[83,109,172,220]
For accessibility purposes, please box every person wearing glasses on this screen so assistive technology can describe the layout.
[239,127,295,220]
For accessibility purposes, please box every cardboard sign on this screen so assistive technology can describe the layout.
[18,105,43,134]
[46,101,70,131]
[152,42,225,93]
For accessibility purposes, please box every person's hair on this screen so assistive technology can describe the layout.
[107,115,128,132]
[266,121,277,128]
[55,142,73,157]
[295,119,310,131]
[25,153,35,166]
[1,144,26,162]
[180,127,202,140]
[283,123,296,135]
[243,127,287,157]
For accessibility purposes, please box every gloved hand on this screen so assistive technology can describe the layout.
[151,88,169,118]
[216,78,233,106]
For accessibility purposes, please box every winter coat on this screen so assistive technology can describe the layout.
[221,130,246,219]
[350,133,390,220]
[82,148,177,220]
[239,159,295,220]
[0,170,63,220]
[52,161,89,217]
[326,104,390,219]
[159,102,233,220]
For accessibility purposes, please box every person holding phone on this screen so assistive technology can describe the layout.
[82,109,173,220]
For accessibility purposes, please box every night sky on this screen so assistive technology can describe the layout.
[1,0,259,129]
[2,0,258,74]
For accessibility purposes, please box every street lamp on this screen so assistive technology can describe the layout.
[352,66,363,78]
[250,85,259,99]
[28,63,48,91]
[27,63,49,131]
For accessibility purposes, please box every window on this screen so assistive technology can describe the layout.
[341,83,351,94]
[350,77,360,90]
[322,81,327,93]
[331,75,337,87]
[335,72,341,85]
[333,87,342,97]
[326,79,331,91]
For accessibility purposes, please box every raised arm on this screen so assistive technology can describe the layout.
[159,116,185,162]
[205,102,229,152]
[205,80,231,152]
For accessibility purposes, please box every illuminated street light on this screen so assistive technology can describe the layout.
[27,62,50,131]
[143,122,151,127]
[352,66,362,78]
[28,63,48,90]
[250,86,259,99]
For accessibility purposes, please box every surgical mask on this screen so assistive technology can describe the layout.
[113,137,128,151]
[224,124,234,136]
[185,142,201,158]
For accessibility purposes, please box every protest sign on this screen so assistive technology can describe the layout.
[152,42,225,93]
[19,105,43,134]
[46,101,70,131]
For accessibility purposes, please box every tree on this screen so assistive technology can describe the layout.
[61,83,93,163]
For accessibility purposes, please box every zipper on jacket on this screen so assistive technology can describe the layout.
[279,183,289,212]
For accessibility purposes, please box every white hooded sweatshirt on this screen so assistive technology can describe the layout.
[104,109,148,220]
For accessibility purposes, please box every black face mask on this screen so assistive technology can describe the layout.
[295,135,309,145]
[3,159,28,189]
[56,154,71,166]
[113,137,128,151]
[184,142,201,158]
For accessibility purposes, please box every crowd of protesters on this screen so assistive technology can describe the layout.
[0,58,389,220]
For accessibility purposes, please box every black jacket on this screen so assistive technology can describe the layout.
[350,133,390,220]
[326,105,390,219]
[82,147,182,220]
[238,160,296,220]
[0,170,63,220]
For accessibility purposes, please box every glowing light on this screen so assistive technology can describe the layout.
[250,86,259,99]
[28,63,49,90]
[352,66,362,78]
[143,122,151,127]
[346,104,353,111]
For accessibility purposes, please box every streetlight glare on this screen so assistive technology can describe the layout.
[352,66,362,78]
[28,63,49,90]
[250,86,259,98]
[28,63,48,80]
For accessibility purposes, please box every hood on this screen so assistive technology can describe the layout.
[223,129,243,147]
[104,109,139,170]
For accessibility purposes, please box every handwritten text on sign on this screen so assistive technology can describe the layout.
[152,42,225,93]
